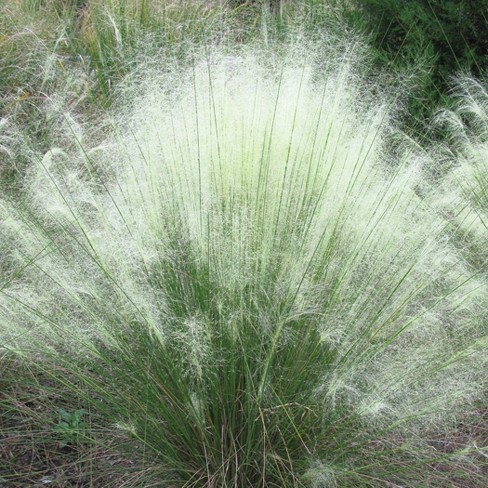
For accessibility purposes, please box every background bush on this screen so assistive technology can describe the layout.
[338,0,488,131]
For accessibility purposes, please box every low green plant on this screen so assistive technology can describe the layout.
[1,42,486,486]
[53,408,87,447]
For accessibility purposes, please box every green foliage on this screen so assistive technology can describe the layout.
[53,408,88,447]
[66,1,229,103]
[0,0,93,189]
[340,0,488,127]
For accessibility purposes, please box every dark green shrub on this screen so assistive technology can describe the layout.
[340,0,488,129]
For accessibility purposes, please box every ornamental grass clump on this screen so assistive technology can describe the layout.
[1,45,486,486]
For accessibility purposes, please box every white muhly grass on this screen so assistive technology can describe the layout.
[1,49,486,483]
[0,118,17,164]
[434,78,488,252]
